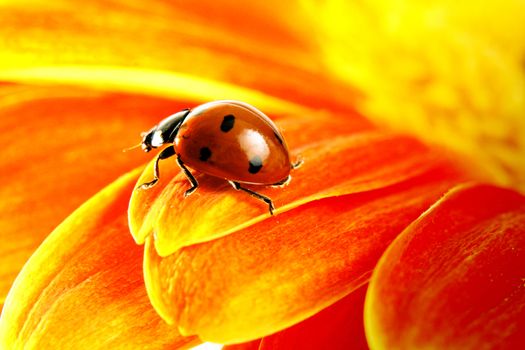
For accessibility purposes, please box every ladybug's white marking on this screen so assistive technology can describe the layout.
[151,130,164,147]
[238,129,269,164]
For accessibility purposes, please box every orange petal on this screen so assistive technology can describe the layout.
[144,163,469,343]
[0,84,188,304]
[365,184,525,349]
[0,1,359,111]
[0,169,197,349]
[130,118,479,256]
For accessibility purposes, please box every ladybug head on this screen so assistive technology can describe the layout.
[140,128,157,153]
[140,108,191,153]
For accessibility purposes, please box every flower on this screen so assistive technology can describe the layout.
[1,1,524,349]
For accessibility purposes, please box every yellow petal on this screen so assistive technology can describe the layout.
[308,0,525,189]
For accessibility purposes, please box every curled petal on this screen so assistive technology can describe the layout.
[365,184,525,349]
[144,162,470,343]
[0,169,196,349]
[130,119,478,256]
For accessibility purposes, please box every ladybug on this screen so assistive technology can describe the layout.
[136,100,301,215]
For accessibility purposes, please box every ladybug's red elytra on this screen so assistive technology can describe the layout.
[136,100,301,215]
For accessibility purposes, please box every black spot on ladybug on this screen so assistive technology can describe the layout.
[199,147,212,161]
[274,131,283,144]
[220,114,235,132]
[248,155,263,174]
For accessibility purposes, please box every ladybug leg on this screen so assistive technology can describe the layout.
[291,155,303,169]
[137,146,175,190]
[176,155,199,197]
[229,181,275,215]
[271,175,291,187]
[270,156,303,189]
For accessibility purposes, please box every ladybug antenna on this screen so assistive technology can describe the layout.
[122,142,142,153]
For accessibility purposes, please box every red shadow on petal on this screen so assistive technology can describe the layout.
[225,285,369,350]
